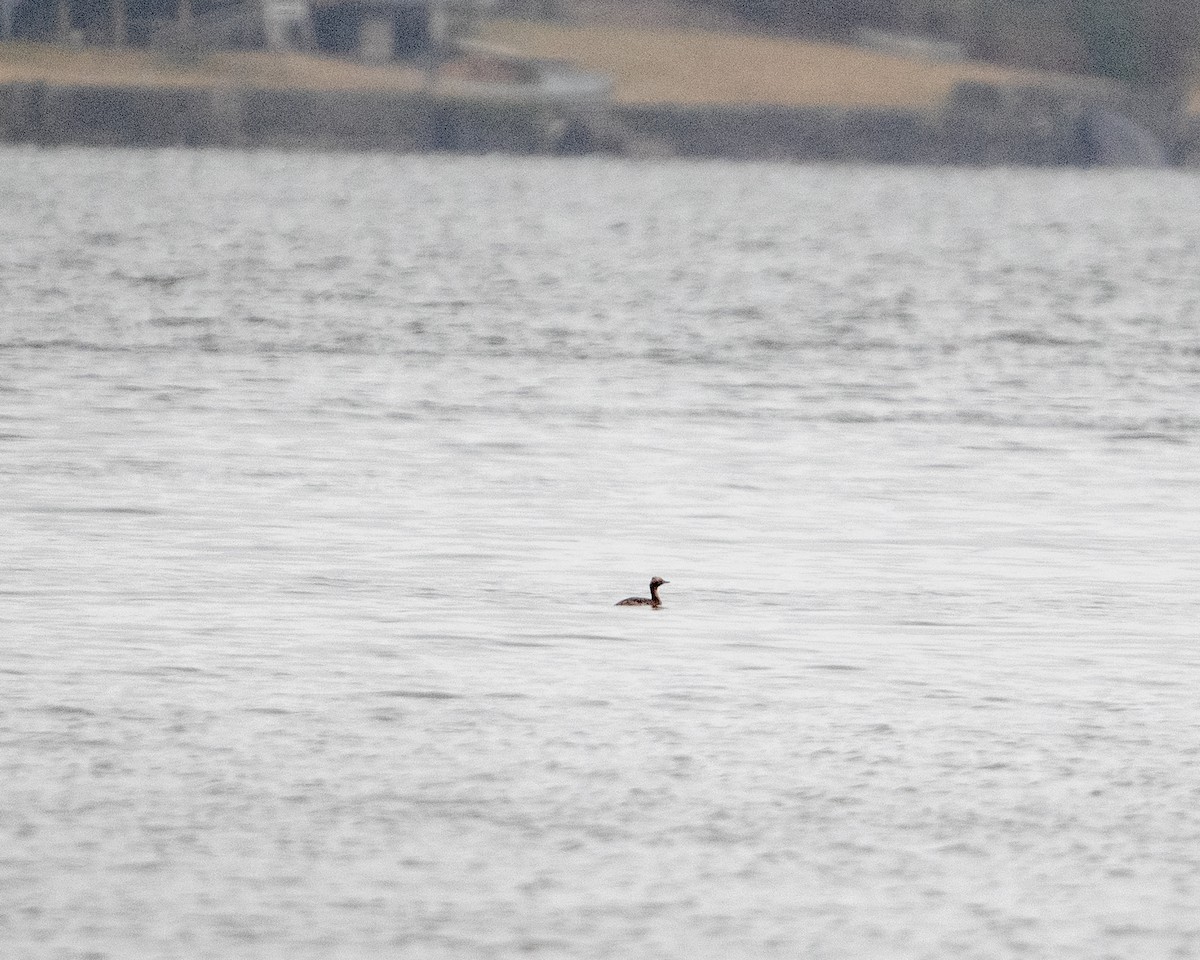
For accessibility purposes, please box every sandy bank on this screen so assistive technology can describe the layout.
[477,20,1117,110]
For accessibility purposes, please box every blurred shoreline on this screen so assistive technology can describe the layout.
[2,22,1196,165]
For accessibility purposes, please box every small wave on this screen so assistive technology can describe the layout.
[117,271,192,289]
[1107,431,1188,445]
[721,305,767,321]
[37,703,96,717]
[407,298,474,311]
[31,505,162,516]
[149,315,215,328]
[113,860,167,874]
[562,633,624,642]
[0,338,141,353]
[294,255,353,271]
[644,347,693,365]
[82,230,124,247]
[376,689,460,700]
[828,409,890,424]
[748,336,789,351]
[983,330,1099,348]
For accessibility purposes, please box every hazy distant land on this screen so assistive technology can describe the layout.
[3,19,1170,109]
[1,17,1197,162]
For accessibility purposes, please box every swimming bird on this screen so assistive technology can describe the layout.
[616,577,669,607]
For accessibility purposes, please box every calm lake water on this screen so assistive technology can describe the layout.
[3,146,1200,959]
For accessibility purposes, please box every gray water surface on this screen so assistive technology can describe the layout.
[3,148,1200,959]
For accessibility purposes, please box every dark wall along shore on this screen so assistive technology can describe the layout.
[0,81,1190,165]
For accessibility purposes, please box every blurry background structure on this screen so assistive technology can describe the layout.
[0,0,1199,161]
[1,0,496,59]
[3,0,1197,82]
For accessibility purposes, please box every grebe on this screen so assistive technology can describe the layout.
[616,577,669,607]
